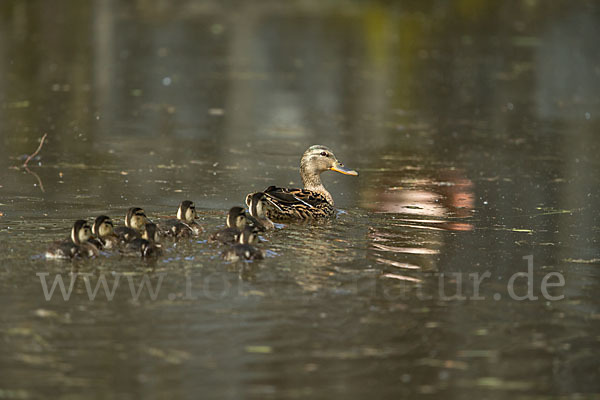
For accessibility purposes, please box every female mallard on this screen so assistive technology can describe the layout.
[245,145,358,220]
[158,200,202,238]
[45,220,99,259]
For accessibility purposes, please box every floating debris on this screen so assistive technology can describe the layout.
[563,258,600,264]
[245,345,272,354]
[382,273,421,283]
[208,108,224,116]
[145,347,191,364]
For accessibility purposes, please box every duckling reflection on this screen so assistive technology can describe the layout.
[209,206,248,245]
[45,220,99,259]
[92,215,119,249]
[221,227,263,262]
[122,223,163,257]
[245,145,358,220]
[158,200,202,238]
[114,207,148,243]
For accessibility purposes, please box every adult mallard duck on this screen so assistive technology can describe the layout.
[45,220,99,259]
[245,145,358,220]
[158,200,202,238]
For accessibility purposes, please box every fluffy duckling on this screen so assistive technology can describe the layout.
[158,200,202,238]
[247,192,275,230]
[92,215,119,249]
[123,223,163,257]
[209,206,247,245]
[45,220,99,259]
[221,226,263,262]
[114,207,148,243]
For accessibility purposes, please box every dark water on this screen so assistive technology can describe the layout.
[1,1,600,398]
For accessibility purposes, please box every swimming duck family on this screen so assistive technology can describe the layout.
[44,145,357,261]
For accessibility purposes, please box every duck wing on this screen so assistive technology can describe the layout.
[262,186,326,209]
[258,186,333,219]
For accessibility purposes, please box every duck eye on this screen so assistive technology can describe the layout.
[320,151,329,157]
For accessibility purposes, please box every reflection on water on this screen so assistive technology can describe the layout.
[1,0,600,398]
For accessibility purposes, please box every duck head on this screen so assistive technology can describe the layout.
[93,215,114,238]
[125,207,148,230]
[300,145,358,178]
[142,223,159,242]
[226,206,247,229]
[177,200,198,222]
[71,220,93,245]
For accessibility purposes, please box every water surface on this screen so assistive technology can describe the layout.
[1,1,599,398]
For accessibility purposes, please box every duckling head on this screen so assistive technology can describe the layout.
[226,206,247,229]
[238,226,258,245]
[125,207,148,230]
[177,200,197,222]
[300,145,358,179]
[71,220,93,245]
[93,215,114,238]
[140,241,160,258]
[248,192,267,218]
[142,223,159,242]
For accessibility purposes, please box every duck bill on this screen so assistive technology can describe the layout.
[330,162,358,176]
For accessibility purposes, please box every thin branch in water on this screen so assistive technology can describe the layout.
[21,133,48,193]
[23,133,47,167]
[24,166,45,193]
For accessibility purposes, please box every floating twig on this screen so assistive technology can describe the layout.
[20,133,48,193]
[23,133,47,167]
[24,166,45,193]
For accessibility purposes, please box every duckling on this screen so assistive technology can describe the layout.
[45,220,99,259]
[92,215,119,249]
[208,206,247,245]
[114,207,148,243]
[158,200,202,238]
[247,192,275,230]
[221,226,263,262]
[245,145,358,220]
[123,223,163,257]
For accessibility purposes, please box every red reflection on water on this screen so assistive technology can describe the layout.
[366,168,475,273]
[369,169,475,232]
